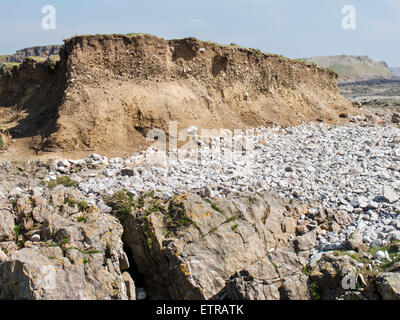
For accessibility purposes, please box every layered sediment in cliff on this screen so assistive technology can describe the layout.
[0,34,355,156]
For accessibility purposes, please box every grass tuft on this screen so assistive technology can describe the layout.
[48,176,78,189]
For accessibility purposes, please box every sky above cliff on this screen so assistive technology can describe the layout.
[1,0,399,66]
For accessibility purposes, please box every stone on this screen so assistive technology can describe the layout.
[294,230,317,252]
[116,192,301,299]
[0,188,132,300]
[351,196,369,208]
[0,209,15,242]
[308,208,317,216]
[383,186,399,204]
[296,223,309,235]
[136,288,147,300]
[267,243,308,278]
[374,251,386,260]
[199,186,214,199]
[30,187,44,197]
[345,231,363,252]
[377,273,400,300]
[330,221,341,234]
[186,126,198,135]
[332,211,352,227]
[0,250,8,263]
[121,167,135,177]
[30,234,40,242]
[122,272,136,300]
[91,153,102,161]
[102,168,112,177]
[392,113,400,124]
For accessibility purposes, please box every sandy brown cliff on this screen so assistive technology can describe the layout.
[0,34,355,156]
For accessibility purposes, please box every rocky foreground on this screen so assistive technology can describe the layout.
[1,115,400,300]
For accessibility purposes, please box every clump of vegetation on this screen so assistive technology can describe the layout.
[24,56,46,63]
[308,278,322,300]
[334,241,400,275]
[107,189,135,216]
[0,104,26,125]
[204,199,225,215]
[46,238,100,257]
[48,176,78,189]
[0,136,4,149]
[271,261,279,274]
[47,55,60,70]
[208,215,239,235]
[231,224,239,231]
[302,265,314,277]
[333,250,371,264]
[163,197,193,236]
[78,201,89,212]
[14,224,22,237]
[76,216,87,223]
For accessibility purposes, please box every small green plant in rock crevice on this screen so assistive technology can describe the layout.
[107,189,135,217]
[45,238,100,257]
[163,197,193,236]
[204,199,225,215]
[14,224,22,237]
[78,201,89,212]
[76,216,87,223]
[308,278,322,300]
[208,215,239,235]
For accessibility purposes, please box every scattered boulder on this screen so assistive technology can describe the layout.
[345,231,365,252]
[382,186,399,204]
[376,273,400,300]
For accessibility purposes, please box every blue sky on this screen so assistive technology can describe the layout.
[1,0,400,66]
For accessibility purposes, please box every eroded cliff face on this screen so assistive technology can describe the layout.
[0,34,355,156]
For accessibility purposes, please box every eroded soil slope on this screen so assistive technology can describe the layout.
[0,34,355,157]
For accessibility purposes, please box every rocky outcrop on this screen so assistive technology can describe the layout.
[376,273,400,300]
[226,239,311,300]
[0,186,134,300]
[106,190,309,299]
[0,45,61,64]
[1,156,400,300]
[0,34,355,156]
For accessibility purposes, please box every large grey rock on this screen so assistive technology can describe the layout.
[377,273,400,300]
[226,240,310,300]
[226,257,281,300]
[294,230,317,252]
[383,186,399,204]
[0,208,15,241]
[112,191,304,299]
[0,187,134,300]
